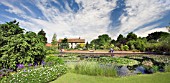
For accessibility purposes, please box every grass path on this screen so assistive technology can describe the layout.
[51,72,170,83]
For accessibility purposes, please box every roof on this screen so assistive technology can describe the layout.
[58,38,85,43]
[46,43,58,47]
[46,43,52,47]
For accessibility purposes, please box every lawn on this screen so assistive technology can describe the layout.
[51,72,170,83]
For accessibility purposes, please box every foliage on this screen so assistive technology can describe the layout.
[126,32,137,41]
[0,68,13,79]
[90,34,111,49]
[120,44,124,51]
[146,32,170,42]
[96,57,139,66]
[127,39,146,51]
[46,46,59,54]
[51,33,57,46]
[142,60,153,69]
[45,56,64,66]
[165,65,170,72]
[73,61,117,77]
[123,45,129,51]
[113,46,120,51]
[0,21,46,70]
[59,38,69,49]
[1,65,67,83]
[116,34,126,45]
[85,42,90,49]
[38,29,47,44]
[76,43,85,49]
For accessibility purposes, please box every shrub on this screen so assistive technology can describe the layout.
[1,65,67,83]
[45,55,64,66]
[46,46,59,54]
[0,68,13,80]
[74,62,117,77]
[165,65,170,72]
[123,45,129,51]
[114,46,120,51]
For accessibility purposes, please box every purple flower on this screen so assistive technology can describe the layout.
[41,61,45,66]
[17,64,24,69]
[0,74,3,77]
[28,63,33,67]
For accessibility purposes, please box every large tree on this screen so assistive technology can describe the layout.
[146,32,170,42]
[116,34,126,46]
[0,21,46,70]
[59,38,69,49]
[51,33,57,46]
[38,29,47,44]
[90,34,111,49]
[126,32,137,41]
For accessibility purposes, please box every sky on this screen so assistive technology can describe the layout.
[0,0,170,43]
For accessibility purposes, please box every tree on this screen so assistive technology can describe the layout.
[51,33,57,46]
[38,29,47,44]
[60,38,69,49]
[126,32,137,41]
[116,34,126,46]
[90,34,111,49]
[0,21,46,70]
[146,32,170,42]
[126,39,146,51]
[85,42,89,49]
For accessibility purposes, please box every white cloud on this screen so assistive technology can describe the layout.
[0,0,170,43]
[1,1,24,14]
[111,0,170,38]
[135,27,169,37]
[18,0,117,42]
[20,3,35,16]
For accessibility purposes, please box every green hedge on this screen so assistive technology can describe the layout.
[45,55,64,65]
[1,65,67,83]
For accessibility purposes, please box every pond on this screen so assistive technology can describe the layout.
[58,54,170,76]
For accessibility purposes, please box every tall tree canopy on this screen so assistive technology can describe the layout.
[90,34,111,49]
[38,29,47,44]
[51,33,57,46]
[59,38,69,49]
[146,32,170,42]
[116,34,126,45]
[126,32,137,41]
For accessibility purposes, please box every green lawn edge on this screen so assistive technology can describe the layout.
[51,72,170,83]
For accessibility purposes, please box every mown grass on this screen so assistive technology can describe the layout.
[51,72,170,83]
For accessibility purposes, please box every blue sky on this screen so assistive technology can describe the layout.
[0,0,170,42]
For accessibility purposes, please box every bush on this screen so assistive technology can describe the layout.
[45,55,64,66]
[46,46,59,54]
[123,45,129,51]
[1,65,67,83]
[74,62,117,77]
[114,46,120,51]
[165,65,170,72]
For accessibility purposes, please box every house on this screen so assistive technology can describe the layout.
[58,37,85,49]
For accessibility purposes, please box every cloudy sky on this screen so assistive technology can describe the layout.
[0,0,170,42]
